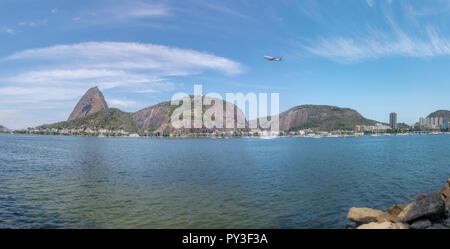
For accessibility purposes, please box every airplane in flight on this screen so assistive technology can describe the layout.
[264,56,282,61]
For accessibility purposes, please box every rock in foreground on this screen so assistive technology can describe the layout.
[439,180,450,214]
[347,179,450,229]
[397,192,445,223]
[410,219,432,229]
[347,207,385,224]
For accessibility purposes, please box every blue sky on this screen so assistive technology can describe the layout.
[1,0,450,129]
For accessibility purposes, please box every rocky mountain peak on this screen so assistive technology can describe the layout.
[68,86,108,121]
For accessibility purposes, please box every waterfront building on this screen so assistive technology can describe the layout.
[389,113,397,129]
[417,116,447,129]
[419,117,425,128]
[355,123,390,132]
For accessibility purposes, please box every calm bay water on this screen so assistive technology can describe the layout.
[0,133,449,229]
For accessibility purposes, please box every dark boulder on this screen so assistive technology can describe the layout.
[426,223,448,229]
[398,192,445,223]
[410,219,432,229]
[356,221,409,229]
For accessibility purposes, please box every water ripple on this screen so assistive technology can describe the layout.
[0,134,449,228]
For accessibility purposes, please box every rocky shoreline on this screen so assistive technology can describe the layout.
[346,179,450,229]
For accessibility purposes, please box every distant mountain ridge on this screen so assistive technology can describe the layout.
[277,105,378,131]
[41,87,386,133]
[42,87,247,133]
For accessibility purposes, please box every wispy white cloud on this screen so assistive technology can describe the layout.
[51,8,58,14]
[2,69,158,91]
[2,27,18,35]
[114,2,170,18]
[19,21,37,27]
[292,0,324,23]
[5,41,243,75]
[301,25,450,63]
[0,109,25,129]
[7,69,127,83]
[401,1,450,17]
[17,20,48,28]
[76,1,171,25]
[300,0,450,63]
[193,0,252,20]
[0,105,73,129]
[2,42,241,94]
[0,87,85,104]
